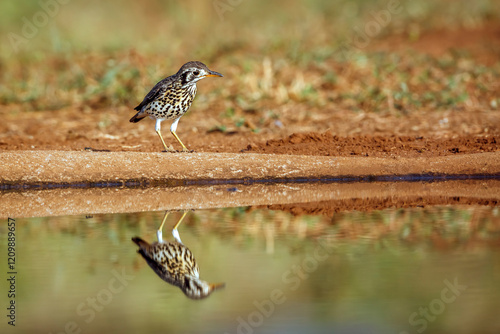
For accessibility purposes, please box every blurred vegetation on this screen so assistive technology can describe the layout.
[0,0,499,112]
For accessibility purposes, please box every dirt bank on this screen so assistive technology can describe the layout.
[0,151,499,187]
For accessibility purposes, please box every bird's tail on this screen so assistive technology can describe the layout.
[130,111,147,123]
[131,236,150,249]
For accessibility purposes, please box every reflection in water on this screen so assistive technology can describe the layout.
[132,211,225,299]
[2,206,499,333]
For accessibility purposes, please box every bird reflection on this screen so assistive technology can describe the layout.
[132,211,225,299]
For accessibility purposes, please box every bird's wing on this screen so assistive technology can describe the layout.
[134,75,174,111]
[138,249,180,286]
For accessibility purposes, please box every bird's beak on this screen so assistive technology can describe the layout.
[209,282,226,290]
[205,70,223,77]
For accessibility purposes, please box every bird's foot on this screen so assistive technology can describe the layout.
[161,148,194,153]
[161,145,176,153]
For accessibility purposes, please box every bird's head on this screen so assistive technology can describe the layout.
[182,277,225,300]
[177,61,223,87]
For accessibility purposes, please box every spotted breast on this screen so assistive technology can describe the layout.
[144,84,197,120]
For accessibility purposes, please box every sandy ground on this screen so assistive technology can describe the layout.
[1,107,499,155]
[1,151,499,186]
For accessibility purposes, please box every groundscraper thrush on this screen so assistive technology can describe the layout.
[132,212,225,299]
[130,61,223,152]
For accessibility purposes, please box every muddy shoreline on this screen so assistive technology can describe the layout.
[1,151,499,186]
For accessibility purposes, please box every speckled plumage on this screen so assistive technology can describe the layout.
[130,61,223,152]
[131,211,224,299]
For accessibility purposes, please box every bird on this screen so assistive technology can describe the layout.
[132,211,225,299]
[130,61,223,152]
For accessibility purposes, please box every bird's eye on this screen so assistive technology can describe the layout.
[193,71,200,76]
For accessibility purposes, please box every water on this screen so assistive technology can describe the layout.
[1,206,499,334]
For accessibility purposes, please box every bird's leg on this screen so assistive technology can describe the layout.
[157,211,170,243]
[172,211,188,244]
[170,117,190,152]
[155,119,173,152]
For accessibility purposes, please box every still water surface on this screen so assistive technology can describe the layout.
[1,206,499,334]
